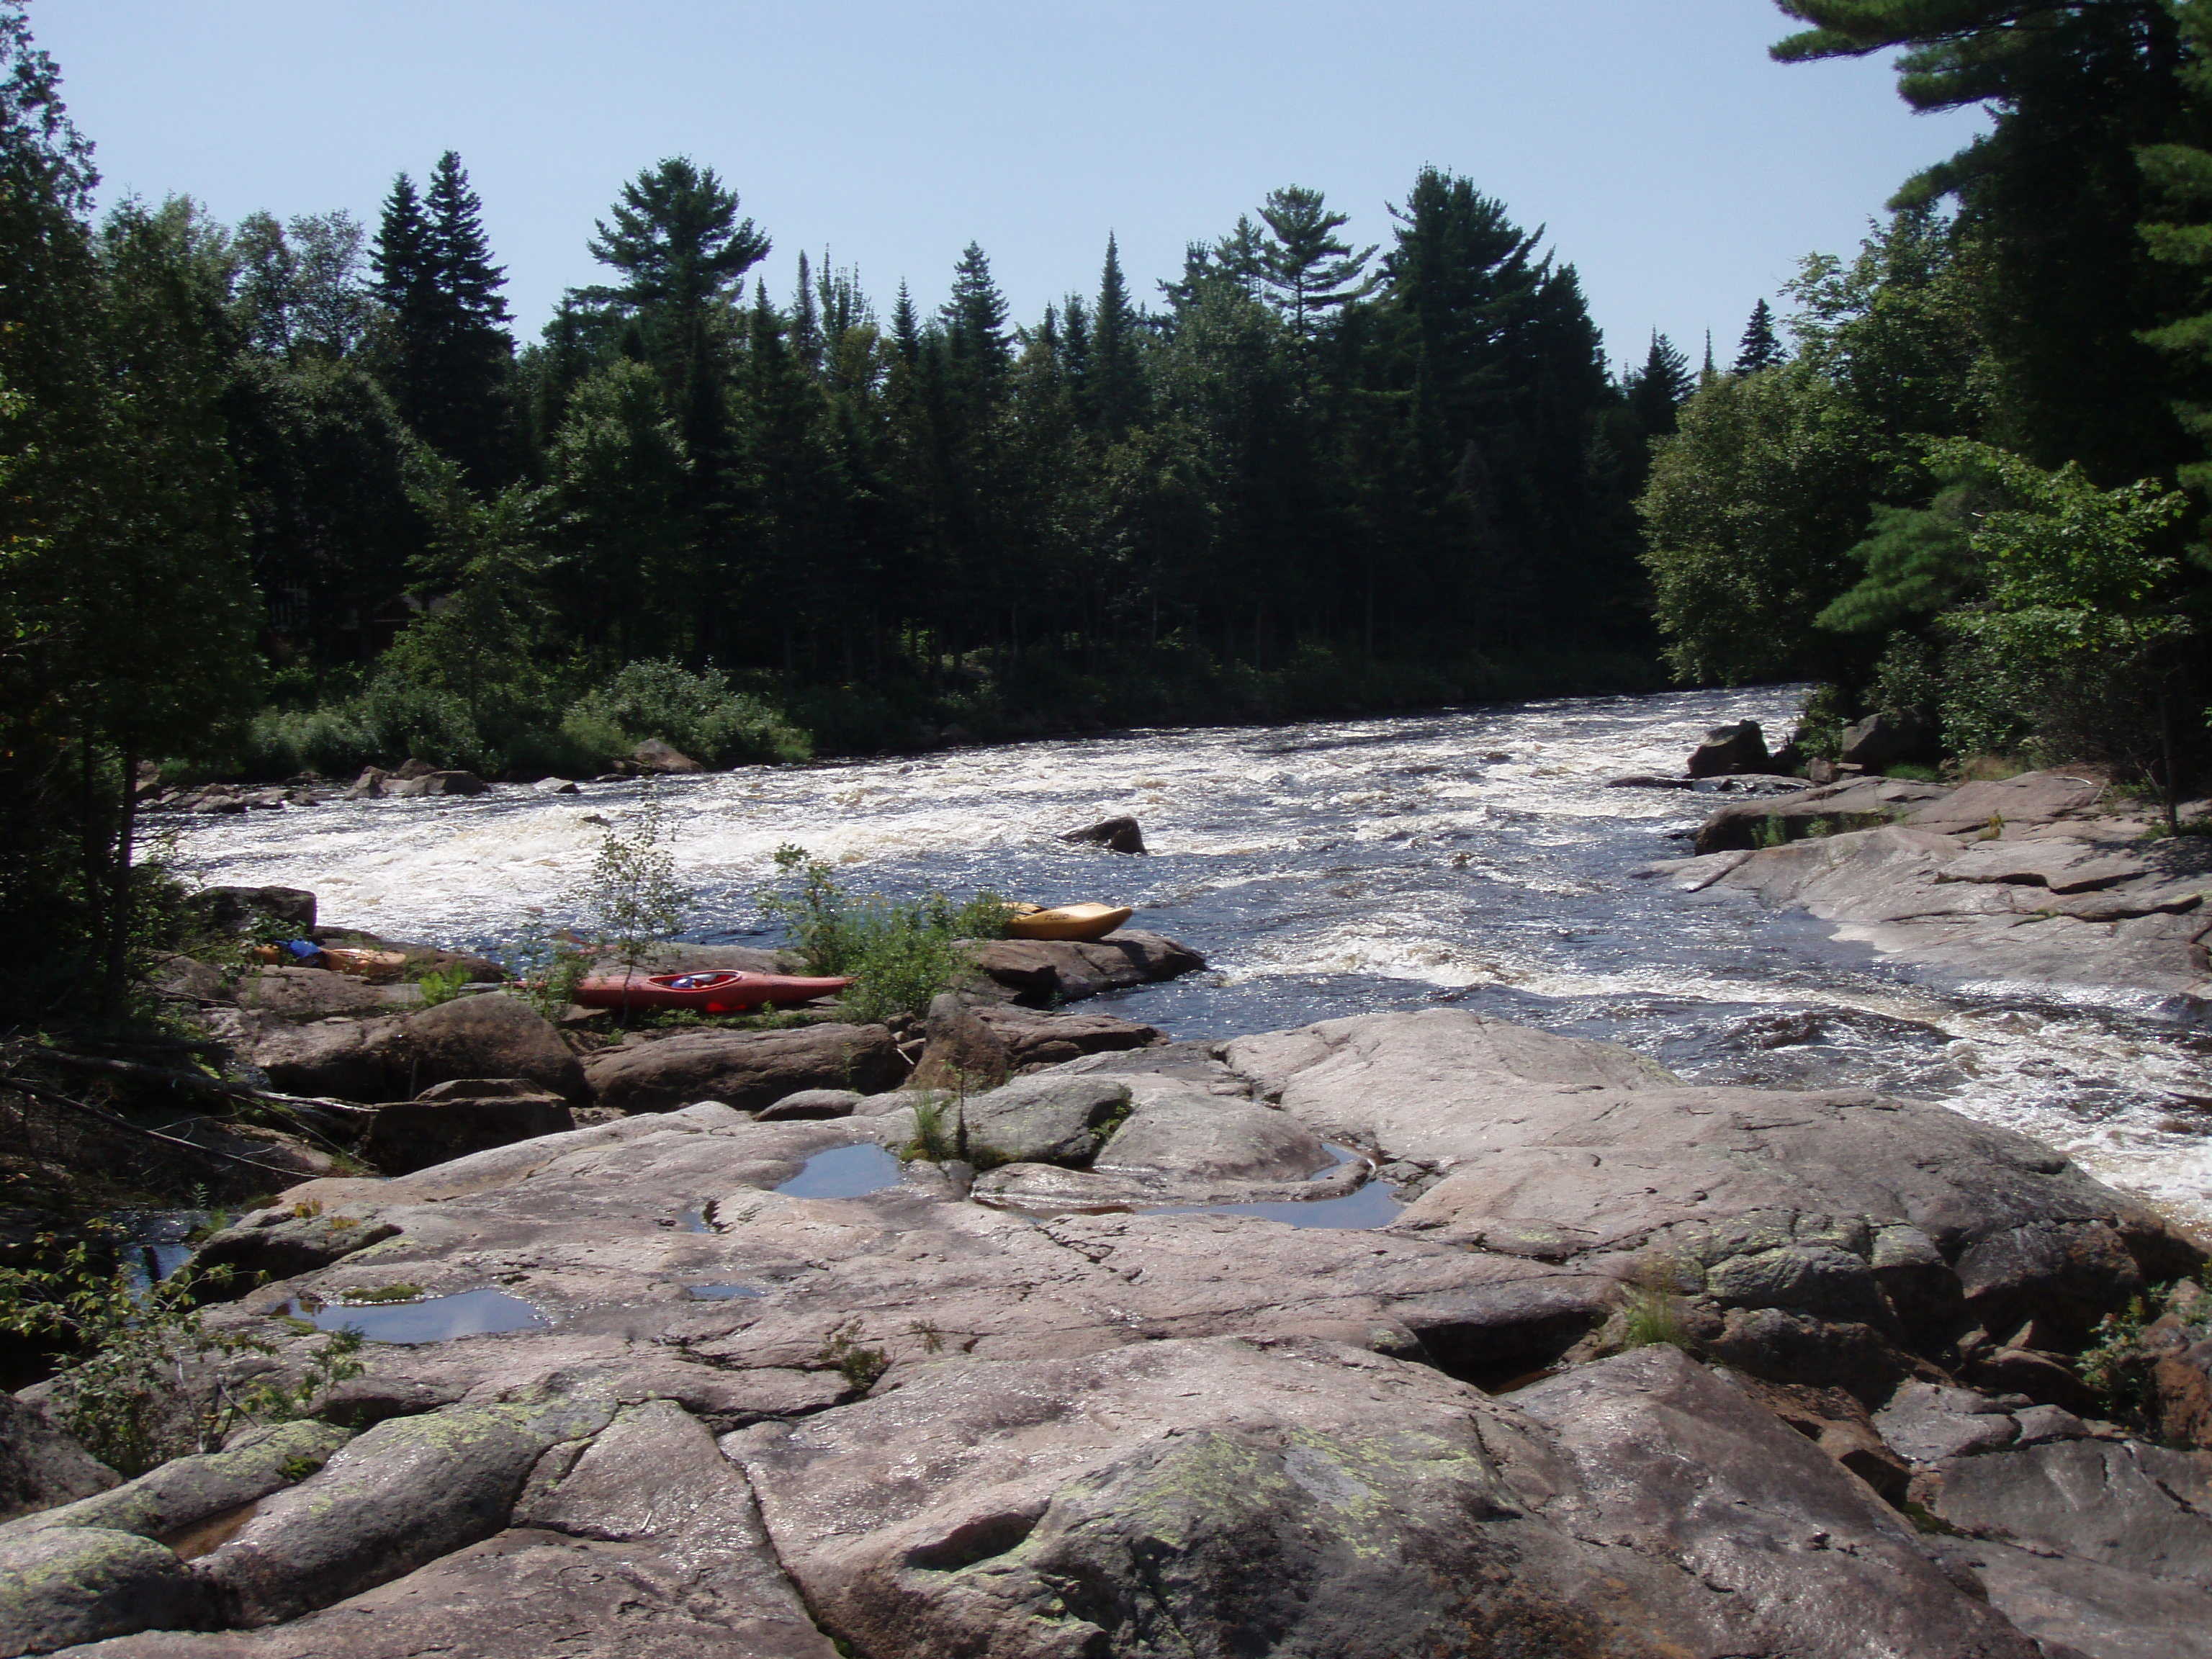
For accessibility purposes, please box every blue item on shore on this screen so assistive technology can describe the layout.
[284,939,323,961]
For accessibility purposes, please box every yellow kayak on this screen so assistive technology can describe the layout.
[1006,903,1133,942]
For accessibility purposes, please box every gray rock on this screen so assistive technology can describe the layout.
[1908,772,2108,835]
[0,1397,115,1525]
[1058,814,1146,853]
[362,1082,574,1174]
[582,1023,900,1115]
[1687,718,1771,777]
[1695,775,1951,853]
[955,1074,1133,1166]
[1931,1438,2212,1586]
[1840,709,1941,768]
[1092,1092,1333,1182]
[0,1527,202,1655]
[1876,1381,2022,1465]
[1,1421,351,1545]
[729,1335,2038,1659]
[246,997,585,1106]
[908,995,1160,1089]
[627,739,701,775]
[194,1394,616,1625]
[963,930,1204,1006]
[367,997,585,1105]
[752,1089,863,1122]
[192,1208,401,1286]
[381,770,487,799]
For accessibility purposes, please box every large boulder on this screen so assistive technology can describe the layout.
[192,1395,615,1627]
[1840,709,1941,768]
[581,1023,902,1114]
[964,930,1204,1006]
[0,1397,114,1524]
[908,994,1161,1089]
[367,997,587,1105]
[948,1074,1133,1166]
[728,1337,2041,1659]
[1226,1010,2198,1390]
[1687,719,1771,777]
[1,1421,351,1546]
[0,1527,202,1655]
[626,738,701,775]
[1058,815,1146,854]
[361,1081,575,1175]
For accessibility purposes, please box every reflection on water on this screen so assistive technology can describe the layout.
[775,1143,904,1199]
[685,1283,763,1300]
[291,1287,548,1344]
[178,685,2212,1219]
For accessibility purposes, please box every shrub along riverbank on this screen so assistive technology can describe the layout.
[197,642,1667,785]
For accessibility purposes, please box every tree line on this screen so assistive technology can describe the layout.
[0,1,1709,1018]
[1640,0,2212,813]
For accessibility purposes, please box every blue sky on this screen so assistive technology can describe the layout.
[40,1,1986,374]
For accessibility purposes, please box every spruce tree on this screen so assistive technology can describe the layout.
[940,241,1012,405]
[1734,297,1786,374]
[373,153,514,481]
[1626,332,1694,437]
[1091,233,1146,436]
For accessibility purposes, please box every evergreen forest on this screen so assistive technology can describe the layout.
[11,0,2212,1017]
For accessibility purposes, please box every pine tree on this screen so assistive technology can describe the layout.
[1255,186,1377,342]
[1734,298,1786,374]
[585,157,768,373]
[889,281,922,365]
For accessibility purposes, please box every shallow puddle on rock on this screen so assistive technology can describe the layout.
[290,1286,549,1344]
[1308,1144,1362,1180]
[162,1498,262,1560]
[1146,1154,1404,1230]
[678,1204,715,1233]
[775,1143,904,1199]
[684,1283,764,1300]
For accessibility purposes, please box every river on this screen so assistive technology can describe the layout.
[175,685,2212,1223]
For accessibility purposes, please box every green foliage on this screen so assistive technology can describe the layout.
[572,792,689,981]
[904,1092,961,1163]
[498,907,590,1020]
[1639,362,1883,684]
[411,964,469,1007]
[0,1228,363,1476]
[815,1318,889,1392]
[758,845,1010,1026]
[564,659,810,768]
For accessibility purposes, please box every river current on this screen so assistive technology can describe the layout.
[176,686,2212,1223]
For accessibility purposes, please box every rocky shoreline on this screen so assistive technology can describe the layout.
[6,749,2212,1656]
[1637,767,2212,1007]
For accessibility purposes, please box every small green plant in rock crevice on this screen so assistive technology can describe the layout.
[0,1228,364,1476]
[760,845,1012,1026]
[412,963,471,1007]
[1750,813,1790,850]
[1614,1254,1694,1354]
[816,1318,890,1392]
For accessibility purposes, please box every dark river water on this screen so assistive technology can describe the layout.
[177,686,2212,1222]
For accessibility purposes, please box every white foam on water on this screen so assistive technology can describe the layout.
[174,683,2212,1221]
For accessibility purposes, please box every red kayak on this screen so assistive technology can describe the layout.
[575,969,853,1013]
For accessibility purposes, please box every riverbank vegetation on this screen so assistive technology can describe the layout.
[1640,1,2212,813]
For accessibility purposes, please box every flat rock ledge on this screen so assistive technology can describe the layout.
[6,1010,2208,1659]
[1644,770,2212,1002]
